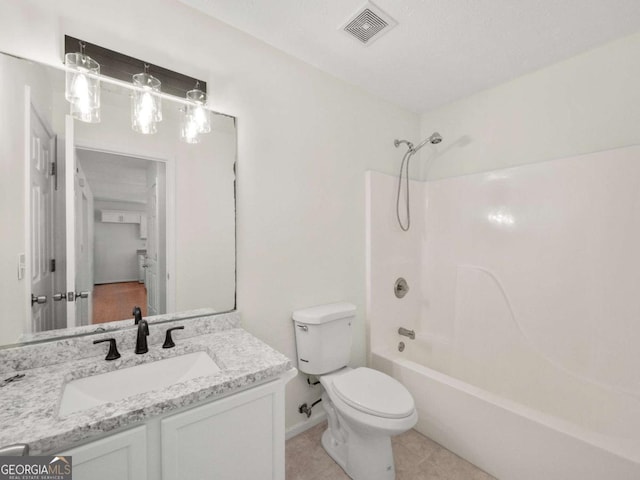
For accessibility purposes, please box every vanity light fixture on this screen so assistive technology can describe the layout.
[64,36,210,140]
[64,41,101,123]
[131,64,162,134]
[180,83,211,143]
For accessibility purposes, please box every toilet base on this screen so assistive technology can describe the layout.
[321,408,396,480]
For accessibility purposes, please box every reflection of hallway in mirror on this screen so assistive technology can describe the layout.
[92,282,147,324]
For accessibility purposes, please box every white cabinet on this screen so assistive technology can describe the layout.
[101,210,141,224]
[101,210,147,239]
[60,425,147,480]
[54,373,292,480]
[162,378,285,480]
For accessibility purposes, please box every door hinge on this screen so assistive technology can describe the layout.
[50,259,56,272]
[50,162,56,176]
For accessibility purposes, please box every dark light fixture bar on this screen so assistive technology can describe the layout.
[64,35,206,98]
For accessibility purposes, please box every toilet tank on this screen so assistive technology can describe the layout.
[292,302,356,375]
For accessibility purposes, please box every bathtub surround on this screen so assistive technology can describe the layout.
[366,146,640,478]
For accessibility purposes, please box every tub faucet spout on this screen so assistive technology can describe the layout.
[398,327,415,340]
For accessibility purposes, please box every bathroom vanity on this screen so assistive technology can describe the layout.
[0,312,295,480]
[61,377,289,479]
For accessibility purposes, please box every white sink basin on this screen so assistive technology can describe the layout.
[59,351,220,417]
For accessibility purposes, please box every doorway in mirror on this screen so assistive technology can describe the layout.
[77,149,167,324]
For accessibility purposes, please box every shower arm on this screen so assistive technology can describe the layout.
[394,139,414,151]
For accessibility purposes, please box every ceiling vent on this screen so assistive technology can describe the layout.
[341,2,397,46]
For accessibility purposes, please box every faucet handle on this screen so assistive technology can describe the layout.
[162,326,185,349]
[93,338,121,361]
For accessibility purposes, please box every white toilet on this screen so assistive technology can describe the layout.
[293,302,417,480]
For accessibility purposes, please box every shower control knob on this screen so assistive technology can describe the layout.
[394,278,409,298]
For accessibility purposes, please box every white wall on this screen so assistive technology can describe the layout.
[0,0,418,431]
[418,32,640,181]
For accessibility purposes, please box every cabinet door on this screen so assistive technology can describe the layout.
[60,426,147,480]
[122,212,141,223]
[161,380,284,480]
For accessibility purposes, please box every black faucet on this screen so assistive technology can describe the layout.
[94,338,121,361]
[133,306,143,325]
[135,319,149,354]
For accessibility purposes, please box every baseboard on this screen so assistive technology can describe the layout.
[285,410,327,440]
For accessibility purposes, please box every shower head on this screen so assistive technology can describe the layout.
[429,132,443,144]
[412,132,443,152]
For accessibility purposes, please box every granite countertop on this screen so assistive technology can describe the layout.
[0,325,294,455]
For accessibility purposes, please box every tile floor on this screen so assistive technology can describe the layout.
[286,421,495,480]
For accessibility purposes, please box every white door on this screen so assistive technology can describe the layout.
[29,104,56,332]
[75,174,93,326]
[65,116,94,327]
[146,181,159,316]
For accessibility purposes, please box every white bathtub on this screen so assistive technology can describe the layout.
[372,344,640,480]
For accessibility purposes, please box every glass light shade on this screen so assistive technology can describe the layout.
[131,73,162,134]
[65,52,101,123]
[180,108,200,144]
[186,88,211,134]
[70,100,101,124]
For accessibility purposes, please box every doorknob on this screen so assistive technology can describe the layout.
[66,291,89,302]
[53,292,67,301]
[31,294,47,306]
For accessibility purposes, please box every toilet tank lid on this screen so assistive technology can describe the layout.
[292,302,356,324]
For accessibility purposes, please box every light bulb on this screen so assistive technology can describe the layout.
[131,73,162,134]
[65,52,100,123]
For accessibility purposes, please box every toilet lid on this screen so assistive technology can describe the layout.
[331,367,414,419]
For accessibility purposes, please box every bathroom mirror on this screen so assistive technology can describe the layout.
[0,51,236,347]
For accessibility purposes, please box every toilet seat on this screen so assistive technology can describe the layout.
[331,367,414,419]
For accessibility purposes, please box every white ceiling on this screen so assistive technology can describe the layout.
[179,0,640,113]
[77,150,153,204]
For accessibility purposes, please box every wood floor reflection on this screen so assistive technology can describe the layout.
[92,282,147,324]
